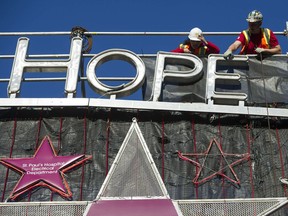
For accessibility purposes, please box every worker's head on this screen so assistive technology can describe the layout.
[246,10,263,23]
[188,27,202,49]
[246,10,263,33]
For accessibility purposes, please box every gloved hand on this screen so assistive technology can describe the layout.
[183,48,190,53]
[223,50,233,60]
[255,47,265,53]
[180,44,190,53]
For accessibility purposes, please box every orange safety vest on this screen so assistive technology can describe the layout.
[180,44,208,55]
[240,28,271,54]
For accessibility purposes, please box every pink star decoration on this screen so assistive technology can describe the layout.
[178,138,250,185]
[0,135,92,200]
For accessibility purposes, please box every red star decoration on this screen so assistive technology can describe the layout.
[178,138,250,185]
[0,136,92,200]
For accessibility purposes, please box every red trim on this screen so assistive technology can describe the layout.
[178,138,250,185]
[29,111,43,201]
[80,112,87,200]
[2,116,17,202]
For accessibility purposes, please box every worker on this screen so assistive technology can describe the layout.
[171,27,220,56]
[224,10,281,59]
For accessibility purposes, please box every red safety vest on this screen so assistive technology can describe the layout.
[240,28,271,54]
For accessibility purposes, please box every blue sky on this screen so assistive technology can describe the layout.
[0,0,287,99]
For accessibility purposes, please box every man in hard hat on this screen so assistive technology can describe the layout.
[171,27,220,56]
[224,10,281,59]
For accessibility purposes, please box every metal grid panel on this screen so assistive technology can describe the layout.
[0,202,88,216]
[175,199,287,216]
[102,130,164,197]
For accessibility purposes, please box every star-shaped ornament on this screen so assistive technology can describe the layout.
[178,138,250,185]
[0,136,92,200]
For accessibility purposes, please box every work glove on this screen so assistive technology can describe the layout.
[255,47,264,53]
[223,50,233,60]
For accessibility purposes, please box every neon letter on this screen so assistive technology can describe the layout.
[8,37,83,98]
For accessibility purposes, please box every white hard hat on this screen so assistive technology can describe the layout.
[246,10,263,22]
[188,27,202,41]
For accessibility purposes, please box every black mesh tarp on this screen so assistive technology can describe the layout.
[0,108,287,206]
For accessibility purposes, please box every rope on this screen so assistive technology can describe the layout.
[246,123,255,198]
[244,60,255,198]
[259,52,279,197]
[105,112,111,176]
[35,108,43,149]
[276,128,287,196]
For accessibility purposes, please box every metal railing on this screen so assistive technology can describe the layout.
[0,31,287,36]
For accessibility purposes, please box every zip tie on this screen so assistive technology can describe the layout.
[279,177,288,185]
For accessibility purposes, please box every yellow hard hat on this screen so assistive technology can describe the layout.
[246,10,263,22]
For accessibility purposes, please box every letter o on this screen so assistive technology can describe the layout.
[86,49,146,98]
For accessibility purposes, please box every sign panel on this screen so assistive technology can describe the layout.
[0,136,92,200]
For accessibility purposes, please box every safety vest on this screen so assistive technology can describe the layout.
[180,44,208,55]
[240,28,271,54]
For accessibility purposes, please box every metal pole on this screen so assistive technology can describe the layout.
[0,31,286,36]
[0,77,134,83]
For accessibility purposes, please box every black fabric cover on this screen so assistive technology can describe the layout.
[0,108,287,208]
[142,55,288,105]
